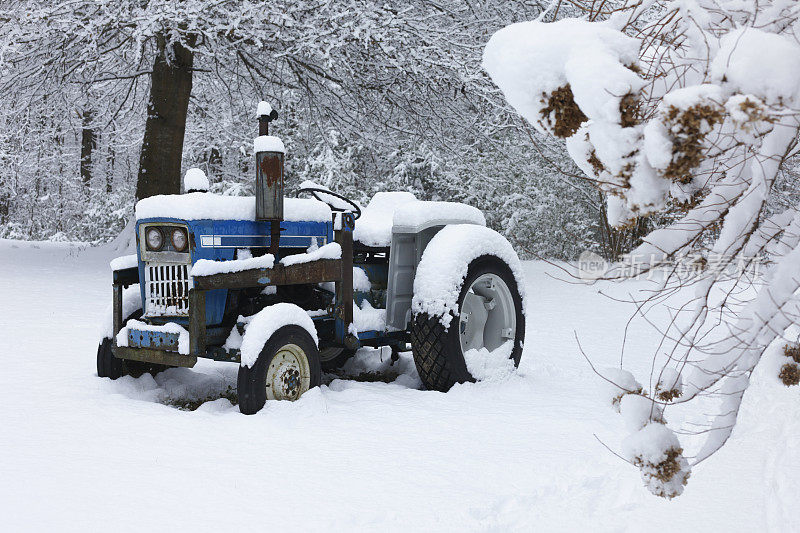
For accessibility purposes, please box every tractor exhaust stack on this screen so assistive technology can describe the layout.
[254,101,283,255]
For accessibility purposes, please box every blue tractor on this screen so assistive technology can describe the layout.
[98,103,526,414]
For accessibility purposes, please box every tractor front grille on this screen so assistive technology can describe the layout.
[144,262,192,317]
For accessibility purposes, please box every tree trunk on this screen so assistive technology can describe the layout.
[135,34,195,201]
[80,109,96,190]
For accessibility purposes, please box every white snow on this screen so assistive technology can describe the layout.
[184,168,210,192]
[299,179,330,192]
[101,284,141,339]
[619,394,662,432]
[392,201,485,231]
[253,135,285,154]
[482,18,641,132]
[352,191,417,247]
[223,324,243,351]
[622,422,691,499]
[3,239,799,531]
[463,341,515,382]
[655,368,683,399]
[565,126,599,179]
[298,180,360,213]
[261,285,277,296]
[191,254,275,277]
[352,300,386,333]
[661,83,723,111]
[116,319,190,355]
[256,100,273,117]
[239,303,319,367]
[622,421,681,463]
[641,120,673,171]
[135,194,331,222]
[109,254,138,271]
[711,28,800,104]
[352,266,371,292]
[599,367,643,412]
[280,242,341,266]
[412,224,526,328]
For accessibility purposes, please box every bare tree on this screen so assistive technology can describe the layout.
[3,0,594,261]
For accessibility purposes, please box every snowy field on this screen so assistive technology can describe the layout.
[1,238,797,532]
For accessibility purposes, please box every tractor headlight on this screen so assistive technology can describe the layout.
[145,227,164,251]
[171,228,188,252]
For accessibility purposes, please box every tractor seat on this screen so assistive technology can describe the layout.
[352,191,418,248]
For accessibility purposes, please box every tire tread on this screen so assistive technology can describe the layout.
[410,314,459,392]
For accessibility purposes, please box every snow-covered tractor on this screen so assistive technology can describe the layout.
[98,102,526,414]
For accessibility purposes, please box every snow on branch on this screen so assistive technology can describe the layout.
[485,2,800,496]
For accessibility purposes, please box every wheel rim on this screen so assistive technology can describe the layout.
[265,343,311,401]
[458,273,516,354]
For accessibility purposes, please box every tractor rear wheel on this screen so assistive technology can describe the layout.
[411,255,524,392]
[237,325,322,414]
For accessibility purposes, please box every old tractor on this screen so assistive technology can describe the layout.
[98,102,526,414]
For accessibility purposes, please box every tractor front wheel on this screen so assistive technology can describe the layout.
[97,337,170,380]
[97,338,124,379]
[237,325,322,414]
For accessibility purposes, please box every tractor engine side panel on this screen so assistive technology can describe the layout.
[385,226,441,331]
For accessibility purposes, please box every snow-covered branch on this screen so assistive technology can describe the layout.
[484,0,800,497]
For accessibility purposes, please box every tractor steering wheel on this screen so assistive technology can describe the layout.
[296,187,362,220]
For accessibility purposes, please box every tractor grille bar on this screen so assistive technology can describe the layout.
[144,262,192,317]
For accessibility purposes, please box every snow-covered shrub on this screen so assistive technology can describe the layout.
[484,1,800,496]
[655,368,683,402]
[538,85,588,139]
[603,368,687,497]
[600,367,643,412]
[650,88,725,186]
[619,393,664,432]
[784,344,800,365]
[779,364,800,387]
[623,423,691,499]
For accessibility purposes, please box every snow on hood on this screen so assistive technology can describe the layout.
[353,191,418,247]
[353,193,485,246]
[392,201,485,230]
[135,193,332,222]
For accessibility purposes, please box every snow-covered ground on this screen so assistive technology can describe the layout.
[1,239,797,532]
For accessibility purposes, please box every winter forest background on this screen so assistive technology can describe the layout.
[0,0,639,259]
